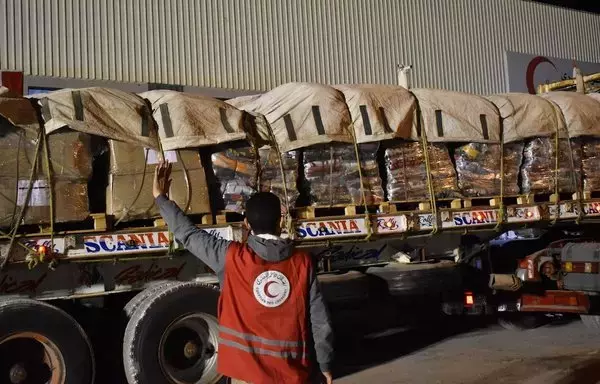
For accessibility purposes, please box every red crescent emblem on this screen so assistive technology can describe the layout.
[263,281,278,298]
[526,56,557,94]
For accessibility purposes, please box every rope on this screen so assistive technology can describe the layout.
[154,135,178,254]
[349,127,373,241]
[265,124,294,239]
[0,129,44,271]
[40,126,55,264]
[567,140,584,224]
[179,150,192,213]
[494,132,505,231]
[551,127,561,225]
[115,148,150,225]
[329,145,334,207]
[420,133,439,235]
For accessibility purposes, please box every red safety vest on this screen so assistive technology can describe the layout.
[217,241,312,384]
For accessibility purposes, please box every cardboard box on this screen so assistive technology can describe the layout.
[107,168,211,221]
[0,178,89,227]
[0,127,93,180]
[108,140,202,175]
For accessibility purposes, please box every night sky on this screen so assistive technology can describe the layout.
[532,0,600,14]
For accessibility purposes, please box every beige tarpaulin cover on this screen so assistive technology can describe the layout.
[411,89,500,143]
[226,94,261,108]
[487,93,566,142]
[229,82,353,152]
[542,92,600,138]
[32,87,160,149]
[335,84,416,144]
[141,90,248,151]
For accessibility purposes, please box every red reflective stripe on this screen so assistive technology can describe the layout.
[1,71,24,96]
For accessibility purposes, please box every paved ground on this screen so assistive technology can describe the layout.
[334,317,600,384]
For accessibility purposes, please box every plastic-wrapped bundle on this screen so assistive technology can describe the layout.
[521,137,581,194]
[211,147,258,212]
[454,143,523,197]
[258,147,299,213]
[503,143,524,195]
[385,142,459,201]
[577,138,600,192]
[303,143,384,206]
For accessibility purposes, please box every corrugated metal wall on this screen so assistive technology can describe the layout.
[1,0,600,94]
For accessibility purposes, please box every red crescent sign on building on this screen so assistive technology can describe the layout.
[525,56,557,94]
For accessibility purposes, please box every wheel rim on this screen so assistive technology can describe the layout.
[158,313,221,384]
[0,332,66,384]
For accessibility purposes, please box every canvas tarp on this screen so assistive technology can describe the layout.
[487,93,566,142]
[31,87,160,149]
[226,94,262,108]
[228,82,353,152]
[140,90,249,151]
[335,84,416,144]
[411,89,501,143]
[542,92,600,138]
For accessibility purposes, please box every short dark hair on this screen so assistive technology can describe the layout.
[245,192,281,235]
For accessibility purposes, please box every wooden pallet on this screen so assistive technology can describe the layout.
[1,211,219,237]
[215,210,245,225]
[516,192,582,205]
[293,204,384,220]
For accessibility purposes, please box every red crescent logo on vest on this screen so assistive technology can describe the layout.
[253,270,291,308]
[526,56,558,94]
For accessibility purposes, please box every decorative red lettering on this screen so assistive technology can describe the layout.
[114,262,186,285]
[348,220,360,233]
[0,273,48,294]
[339,220,349,233]
[157,232,170,245]
[326,221,341,234]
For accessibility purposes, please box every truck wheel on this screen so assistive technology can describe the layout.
[498,314,546,331]
[123,281,179,318]
[0,298,95,384]
[581,315,600,331]
[123,282,222,384]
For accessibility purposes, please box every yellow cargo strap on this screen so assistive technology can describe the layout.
[0,128,44,270]
[420,132,439,235]
[266,124,295,239]
[551,121,561,225]
[350,125,373,241]
[40,125,55,265]
[495,133,505,231]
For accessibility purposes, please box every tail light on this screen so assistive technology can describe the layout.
[464,291,474,307]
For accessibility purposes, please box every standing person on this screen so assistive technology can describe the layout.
[153,161,334,384]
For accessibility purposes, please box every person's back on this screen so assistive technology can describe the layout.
[153,161,334,384]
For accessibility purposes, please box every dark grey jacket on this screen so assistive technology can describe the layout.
[156,195,334,372]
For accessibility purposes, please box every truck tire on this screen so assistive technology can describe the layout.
[123,282,222,384]
[580,315,600,331]
[123,281,179,318]
[498,314,546,331]
[0,298,95,384]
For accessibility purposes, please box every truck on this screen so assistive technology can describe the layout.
[1,69,599,384]
[454,70,600,330]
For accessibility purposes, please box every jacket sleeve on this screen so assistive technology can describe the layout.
[308,266,334,372]
[156,195,231,280]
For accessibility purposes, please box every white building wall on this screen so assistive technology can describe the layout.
[1,0,599,94]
